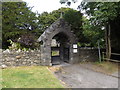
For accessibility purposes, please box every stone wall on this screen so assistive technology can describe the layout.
[1,48,100,67]
[2,49,41,66]
[79,47,99,62]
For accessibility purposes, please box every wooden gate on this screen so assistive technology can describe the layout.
[63,48,69,62]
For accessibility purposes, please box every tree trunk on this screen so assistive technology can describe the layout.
[105,22,111,59]
[108,23,111,59]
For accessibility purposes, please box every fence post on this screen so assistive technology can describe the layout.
[102,52,104,62]
[98,40,101,63]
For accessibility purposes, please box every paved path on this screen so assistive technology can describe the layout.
[51,64,119,88]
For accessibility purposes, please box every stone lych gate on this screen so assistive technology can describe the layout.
[1,18,98,67]
[38,18,79,66]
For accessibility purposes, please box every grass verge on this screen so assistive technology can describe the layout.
[2,66,64,88]
[80,61,118,75]
[93,61,118,73]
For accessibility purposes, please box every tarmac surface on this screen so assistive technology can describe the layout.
[50,63,119,88]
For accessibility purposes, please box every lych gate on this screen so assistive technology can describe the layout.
[51,32,71,65]
[38,18,79,66]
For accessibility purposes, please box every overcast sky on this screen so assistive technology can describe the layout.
[23,0,82,14]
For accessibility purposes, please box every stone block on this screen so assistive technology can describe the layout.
[16,56,22,59]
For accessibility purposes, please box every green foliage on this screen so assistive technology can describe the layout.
[81,2,120,25]
[2,2,41,49]
[37,7,83,41]
[82,17,105,47]
[17,33,40,49]
[59,2,105,47]
[38,12,57,31]
[7,33,40,50]
[7,39,21,50]
[59,1,120,48]
[52,8,83,43]
[81,2,120,48]
[63,9,82,38]
[39,7,101,47]
[37,8,73,31]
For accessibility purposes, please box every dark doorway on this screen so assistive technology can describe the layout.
[51,32,70,65]
[63,47,69,62]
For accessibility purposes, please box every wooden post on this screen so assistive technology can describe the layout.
[102,52,104,62]
[108,23,111,59]
[98,40,101,63]
[105,22,111,61]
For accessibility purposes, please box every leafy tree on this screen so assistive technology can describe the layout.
[17,33,39,49]
[2,3,83,49]
[37,8,72,31]
[81,2,120,58]
[63,8,83,42]
[82,17,105,47]
[59,1,105,47]
[2,2,39,49]
[38,8,83,43]
[60,1,120,58]
[37,12,57,31]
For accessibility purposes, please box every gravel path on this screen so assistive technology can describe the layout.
[50,64,119,88]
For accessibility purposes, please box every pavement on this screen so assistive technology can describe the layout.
[49,63,119,88]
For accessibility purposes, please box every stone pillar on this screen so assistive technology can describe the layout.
[69,44,79,64]
[40,45,52,66]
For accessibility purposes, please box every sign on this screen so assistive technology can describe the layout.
[73,49,77,53]
[73,44,77,48]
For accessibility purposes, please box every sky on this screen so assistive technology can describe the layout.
[23,0,82,14]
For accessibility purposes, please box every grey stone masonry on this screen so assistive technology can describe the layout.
[38,18,80,65]
[2,49,41,66]
[1,48,99,67]
[79,47,99,62]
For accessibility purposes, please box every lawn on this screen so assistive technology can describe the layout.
[52,51,59,56]
[2,66,64,88]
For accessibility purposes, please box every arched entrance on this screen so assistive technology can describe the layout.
[38,18,79,66]
[51,32,70,65]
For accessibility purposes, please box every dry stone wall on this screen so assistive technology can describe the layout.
[1,48,100,67]
[79,47,99,62]
[2,49,41,66]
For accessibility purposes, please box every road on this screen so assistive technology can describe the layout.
[50,64,119,88]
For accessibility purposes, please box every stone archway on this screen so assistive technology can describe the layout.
[51,32,70,65]
[38,18,79,66]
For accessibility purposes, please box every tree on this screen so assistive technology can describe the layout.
[38,8,83,42]
[60,1,120,58]
[37,11,57,31]
[59,1,105,47]
[2,2,39,49]
[37,8,73,31]
[81,2,120,59]
[63,8,83,42]
[82,17,105,47]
